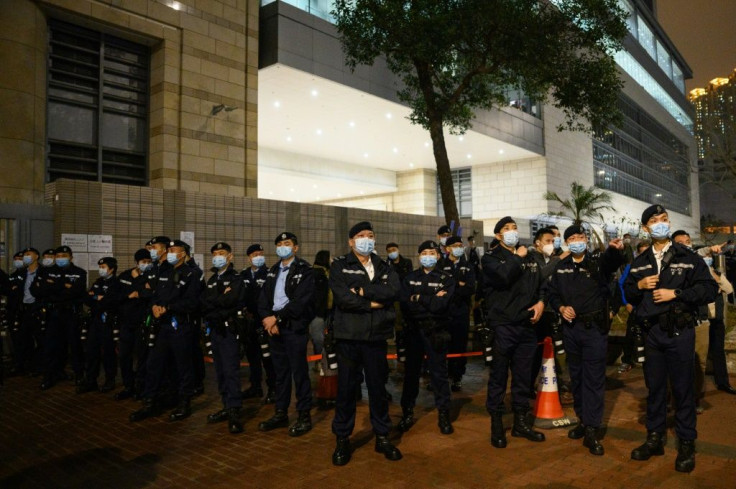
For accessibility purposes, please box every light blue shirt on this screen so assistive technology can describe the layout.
[23,269,37,304]
[272,262,290,312]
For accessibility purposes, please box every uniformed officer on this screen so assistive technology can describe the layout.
[79,257,123,393]
[257,232,315,437]
[37,246,88,390]
[330,221,402,466]
[201,242,244,434]
[115,249,153,400]
[385,242,413,282]
[441,236,475,391]
[436,225,452,259]
[625,204,717,472]
[399,239,456,436]
[7,248,40,376]
[548,225,563,256]
[5,252,26,373]
[130,239,203,422]
[546,225,624,455]
[483,216,546,448]
[183,243,206,397]
[240,243,276,403]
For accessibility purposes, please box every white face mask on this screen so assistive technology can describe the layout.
[542,244,555,257]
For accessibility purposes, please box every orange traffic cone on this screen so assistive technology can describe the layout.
[533,337,577,429]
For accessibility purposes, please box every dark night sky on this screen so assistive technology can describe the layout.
[656,0,736,92]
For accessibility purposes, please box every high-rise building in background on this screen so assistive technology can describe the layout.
[690,70,736,237]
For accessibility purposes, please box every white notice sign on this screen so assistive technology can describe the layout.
[61,234,88,252]
[88,235,113,253]
[88,253,107,270]
[180,232,195,254]
[73,252,90,272]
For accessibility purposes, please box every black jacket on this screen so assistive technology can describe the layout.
[330,252,400,341]
[151,261,202,319]
[117,267,152,326]
[401,267,456,323]
[200,264,243,325]
[438,255,475,308]
[240,265,268,317]
[313,265,330,319]
[86,275,123,318]
[386,255,414,282]
[258,257,315,332]
[34,263,87,308]
[481,245,544,326]
[624,241,717,320]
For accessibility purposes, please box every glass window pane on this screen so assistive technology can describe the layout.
[101,113,147,152]
[48,102,96,145]
[656,40,672,78]
[637,17,656,59]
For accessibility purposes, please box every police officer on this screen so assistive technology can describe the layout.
[183,243,206,397]
[37,246,88,390]
[548,225,563,256]
[546,225,624,455]
[436,225,452,259]
[79,257,123,393]
[330,221,402,465]
[385,242,413,281]
[625,205,717,473]
[257,232,315,436]
[441,236,475,391]
[130,240,203,422]
[201,242,244,434]
[399,239,456,436]
[240,243,276,403]
[483,216,546,448]
[115,249,153,400]
[7,248,40,376]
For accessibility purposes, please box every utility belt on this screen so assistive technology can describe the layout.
[409,318,450,351]
[569,309,609,334]
[410,318,445,332]
[639,307,695,338]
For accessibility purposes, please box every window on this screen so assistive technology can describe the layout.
[436,168,472,218]
[656,40,672,78]
[46,20,149,185]
[636,18,656,59]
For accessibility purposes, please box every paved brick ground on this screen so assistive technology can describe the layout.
[1,358,734,489]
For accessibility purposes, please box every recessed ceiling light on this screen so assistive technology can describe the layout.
[311,89,318,97]
[498,149,504,154]
[312,184,318,189]
[349,121,355,128]
[409,163,414,168]
[337,193,342,197]
[268,191,273,195]
[386,113,392,119]
[363,152,369,158]
[316,196,320,200]
[459,136,464,142]
[316,129,322,136]
[424,142,430,148]
[359,191,365,195]
[286,136,292,142]
[273,101,281,108]
[392,147,398,153]
[466,154,472,159]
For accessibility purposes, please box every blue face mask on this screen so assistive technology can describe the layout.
[14,259,24,269]
[553,237,562,249]
[22,255,33,266]
[150,249,158,261]
[212,255,227,269]
[276,246,293,259]
[354,238,375,256]
[451,247,465,258]
[420,255,438,268]
[98,268,108,278]
[166,252,180,265]
[502,230,519,248]
[56,257,70,268]
[704,257,713,268]
[648,222,670,239]
[251,255,266,268]
[568,241,587,254]
[42,257,54,267]
[439,237,448,246]
[387,251,399,261]
[138,262,151,273]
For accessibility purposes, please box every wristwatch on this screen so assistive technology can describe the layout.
[674,289,682,297]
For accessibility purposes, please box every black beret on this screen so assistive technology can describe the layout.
[641,204,667,224]
[98,257,117,270]
[23,247,40,256]
[134,248,150,262]
[42,248,56,256]
[150,236,170,245]
[349,221,373,238]
[13,251,23,259]
[168,239,188,249]
[211,242,232,253]
[246,244,264,255]
[418,240,440,253]
[445,236,463,247]
[437,225,451,235]
[55,245,73,255]
[385,242,399,250]
[274,232,298,245]
[564,225,585,240]
[494,216,515,234]
[182,242,191,255]
[671,230,689,241]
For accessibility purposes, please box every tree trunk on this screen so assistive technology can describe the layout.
[428,117,461,231]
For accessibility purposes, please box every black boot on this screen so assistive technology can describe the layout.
[207,408,229,424]
[375,435,402,461]
[397,407,415,432]
[288,410,312,437]
[228,408,244,434]
[438,410,453,435]
[258,409,289,431]
[631,431,665,460]
[332,436,352,466]
[675,439,695,473]
[583,426,604,456]
[114,388,135,401]
[242,384,264,399]
[169,398,192,422]
[262,388,276,405]
[129,398,159,422]
[568,423,585,440]
[511,410,545,442]
[490,412,507,448]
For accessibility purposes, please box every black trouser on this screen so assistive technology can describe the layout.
[332,339,391,437]
[244,322,275,389]
[211,325,242,409]
[191,318,205,387]
[486,322,536,414]
[620,314,636,365]
[447,304,470,382]
[13,304,42,372]
[118,321,145,391]
[402,327,451,411]
[142,317,195,401]
[269,327,311,412]
[84,314,117,384]
[564,320,607,428]
[708,295,731,387]
[44,306,83,380]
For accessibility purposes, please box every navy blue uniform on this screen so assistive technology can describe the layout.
[624,242,717,441]
[117,267,152,393]
[186,259,207,391]
[141,261,202,401]
[330,253,400,437]
[546,247,623,428]
[84,274,123,386]
[241,264,275,391]
[201,264,244,409]
[401,267,456,411]
[7,267,35,373]
[482,246,544,414]
[258,257,315,413]
[439,256,475,383]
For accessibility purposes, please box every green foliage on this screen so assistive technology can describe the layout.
[544,181,615,226]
